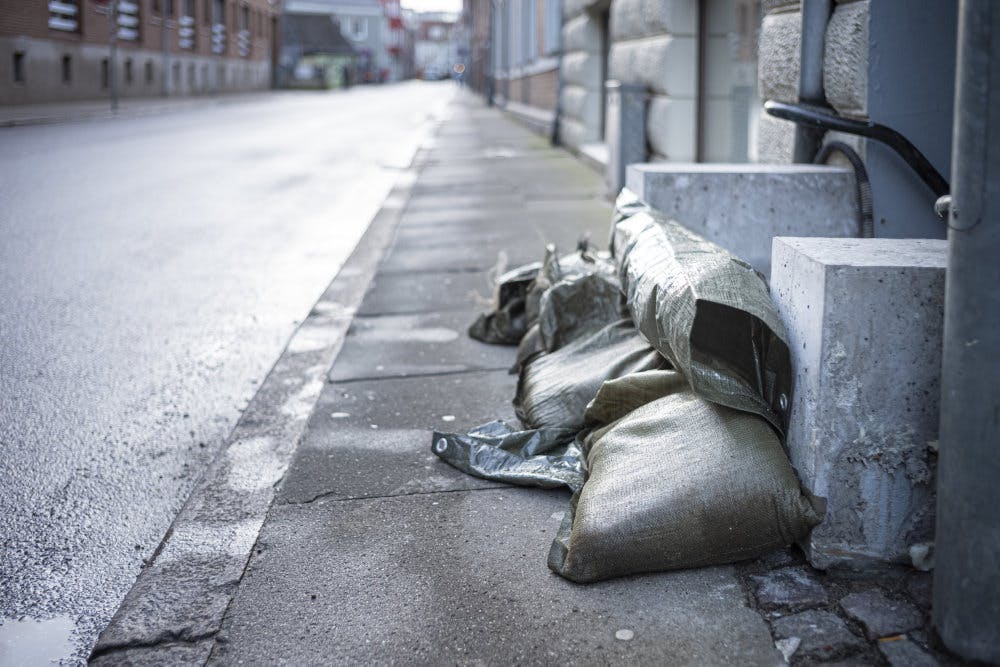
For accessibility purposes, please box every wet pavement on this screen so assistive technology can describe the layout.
[0,81,453,663]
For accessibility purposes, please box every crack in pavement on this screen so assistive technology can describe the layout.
[280,484,511,507]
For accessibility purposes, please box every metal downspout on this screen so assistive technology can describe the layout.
[792,0,831,163]
[550,0,564,145]
[933,0,1000,662]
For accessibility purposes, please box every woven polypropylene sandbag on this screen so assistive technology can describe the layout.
[612,189,792,434]
[548,377,823,583]
[515,320,668,431]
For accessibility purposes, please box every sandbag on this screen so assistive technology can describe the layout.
[431,420,585,492]
[612,189,792,433]
[468,261,542,345]
[547,371,823,583]
[515,320,668,431]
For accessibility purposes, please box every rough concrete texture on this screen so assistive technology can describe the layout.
[771,609,866,661]
[610,0,697,41]
[770,237,947,570]
[647,96,697,160]
[751,567,829,612]
[840,589,924,639]
[758,8,801,104]
[609,35,697,98]
[824,0,870,119]
[626,163,857,276]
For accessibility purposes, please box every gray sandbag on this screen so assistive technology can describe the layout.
[612,189,792,433]
[536,270,625,353]
[468,261,542,345]
[431,420,585,492]
[515,319,669,431]
[548,370,824,583]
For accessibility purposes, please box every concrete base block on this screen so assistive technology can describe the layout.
[626,163,857,276]
[770,237,947,570]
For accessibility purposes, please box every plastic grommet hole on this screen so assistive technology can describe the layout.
[778,393,789,411]
[434,438,448,454]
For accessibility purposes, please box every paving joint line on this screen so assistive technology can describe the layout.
[280,484,512,507]
[329,365,513,385]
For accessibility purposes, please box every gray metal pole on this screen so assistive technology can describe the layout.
[109,0,118,111]
[161,0,170,96]
[792,0,830,163]
[933,0,1000,662]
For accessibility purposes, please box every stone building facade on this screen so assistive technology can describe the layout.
[0,0,278,105]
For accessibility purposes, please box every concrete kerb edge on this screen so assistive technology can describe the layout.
[87,148,423,665]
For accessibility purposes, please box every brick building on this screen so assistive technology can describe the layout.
[0,0,280,105]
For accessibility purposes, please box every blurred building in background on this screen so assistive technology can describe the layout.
[413,12,456,80]
[0,0,279,104]
[461,0,762,163]
[279,12,357,88]
[283,0,412,83]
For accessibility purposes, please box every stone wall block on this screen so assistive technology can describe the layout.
[560,85,601,128]
[758,8,801,103]
[563,15,602,53]
[645,95,696,162]
[561,51,602,88]
[770,237,946,570]
[609,35,696,97]
[611,0,696,40]
[756,108,796,163]
[824,0,869,119]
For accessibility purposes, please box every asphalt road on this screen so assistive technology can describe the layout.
[0,81,453,663]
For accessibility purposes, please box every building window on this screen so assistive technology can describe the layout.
[188,63,195,86]
[62,55,72,83]
[172,62,180,84]
[124,58,133,84]
[100,58,109,88]
[212,0,226,53]
[116,0,140,41]
[544,0,559,55]
[344,17,366,41]
[13,52,25,83]
[237,5,250,56]
[180,0,196,49]
[48,0,79,32]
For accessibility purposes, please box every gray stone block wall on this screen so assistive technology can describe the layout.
[626,163,857,276]
[770,237,946,570]
[558,12,603,148]
[824,0,869,119]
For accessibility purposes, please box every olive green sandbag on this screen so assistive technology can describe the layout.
[515,320,668,431]
[612,190,792,434]
[548,370,823,583]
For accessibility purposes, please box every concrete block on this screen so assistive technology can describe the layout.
[646,95,697,161]
[763,0,799,12]
[757,107,796,163]
[609,34,697,97]
[562,0,591,20]
[561,51,602,89]
[824,0,869,119]
[758,8,801,103]
[605,81,648,193]
[626,163,857,276]
[557,116,592,149]
[770,237,946,570]
[563,15,602,53]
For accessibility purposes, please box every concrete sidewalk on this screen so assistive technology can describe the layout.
[203,96,782,664]
[94,94,941,665]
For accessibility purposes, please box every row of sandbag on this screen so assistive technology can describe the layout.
[432,190,823,583]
